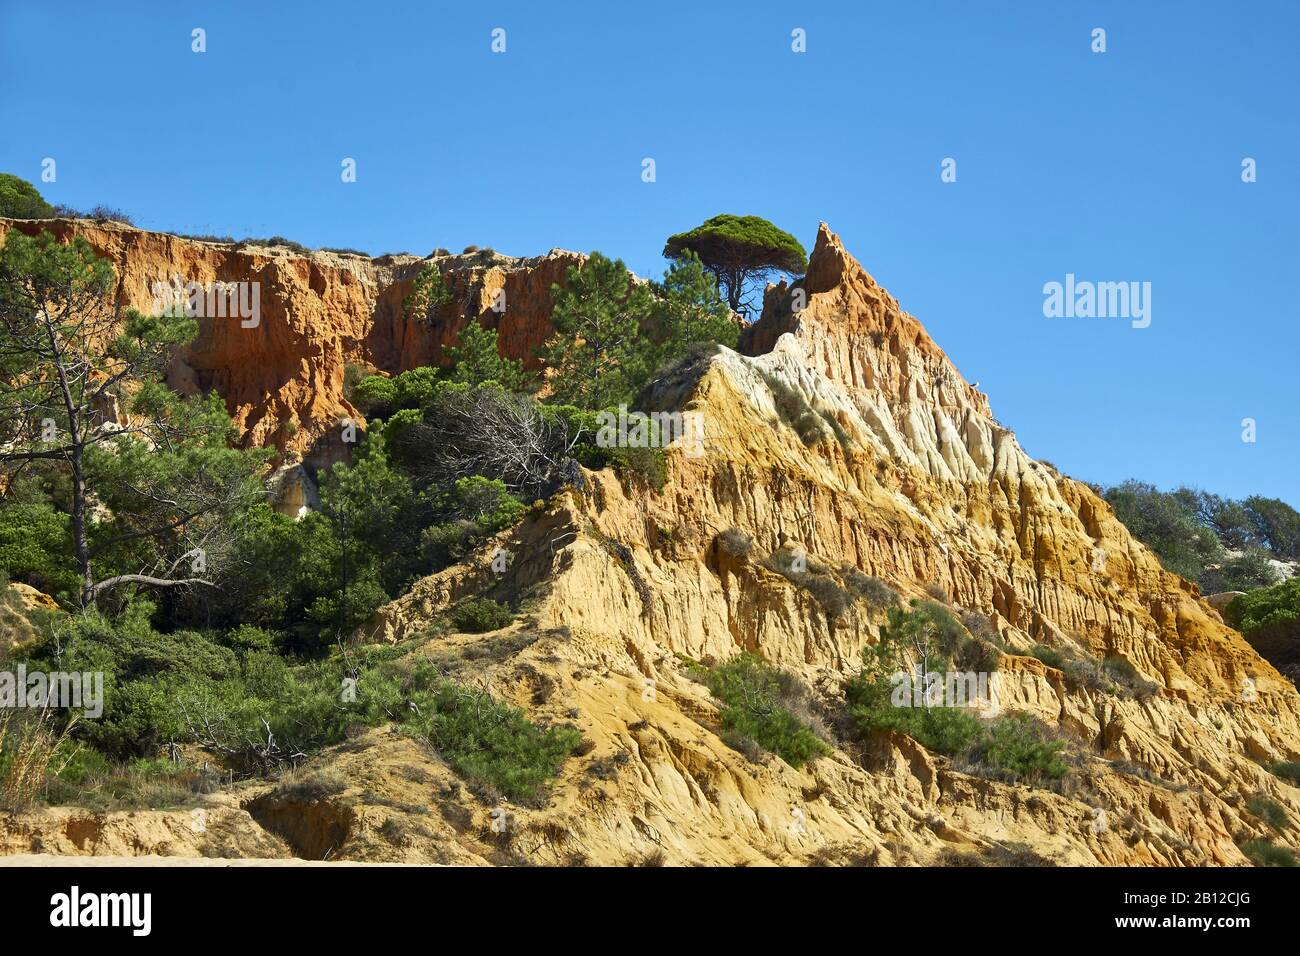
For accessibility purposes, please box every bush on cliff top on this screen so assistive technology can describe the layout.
[0,173,54,219]
[1226,578,1300,641]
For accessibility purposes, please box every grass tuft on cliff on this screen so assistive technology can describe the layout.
[1240,838,1296,867]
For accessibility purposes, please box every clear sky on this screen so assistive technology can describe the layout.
[2,1,1296,504]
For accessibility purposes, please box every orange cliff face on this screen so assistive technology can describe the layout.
[362,223,1299,865]
[0,218,583,467]
[4,217,1298,866]
[734,224,1288,704]
[742,222,994,420]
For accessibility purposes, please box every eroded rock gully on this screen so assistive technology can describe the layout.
[362,224,1299,866]
[2,217,1296,866]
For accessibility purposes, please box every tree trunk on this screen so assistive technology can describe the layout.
[726,271,742,312]
[44,315,95,607]
[70,441,94,608]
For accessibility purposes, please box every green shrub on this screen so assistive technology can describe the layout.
[0,174,55,218]
[716,527,754,558]
[887,707,984,756]
[971,713,1067,784]
[238,235,309,254]
[918,601,967,657]
[17,607,578,803]
[449,476,526,533]
[12,607,373,774]
[304,572,390,641]
[351,375,398,414]
[1246,793,1291,830]
[357,367,445,418]
[955,636,1002,674]
[0,499,78,602]
[1240,838,1296,867]
[846,600,992,756]
[221,625,278,652]
[841,568,898,610]
[420,520,478,567]
[849,610,1069,787]
[452,598,514,633]
[607,443,667,492]
[704,653,830,768]
[1030,644,1066,670]
[1226,578,1300,641]
[1267,761,1300,786]
[395,675,580,803]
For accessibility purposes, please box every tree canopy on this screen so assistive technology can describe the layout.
[1101,480,1297,594]
[539,252,653,409]
[0,230,267,608]
[538,250,738,410]
[0,173,55,220]
[662,214,806,315]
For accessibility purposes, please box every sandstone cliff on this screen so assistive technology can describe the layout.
[353,224,1300,865]
[2,217,1297,866]
[0,218,580,469]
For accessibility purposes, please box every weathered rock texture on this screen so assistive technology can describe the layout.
[2,218,1297,866]
[0,218,581,468]
[0,583,58,650]
[357,224,1300,865]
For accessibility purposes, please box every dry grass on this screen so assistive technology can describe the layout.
[0,710,77,810]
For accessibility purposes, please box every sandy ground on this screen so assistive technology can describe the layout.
[0,854,419,867]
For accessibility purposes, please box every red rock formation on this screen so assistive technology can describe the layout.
[0,219,583,466]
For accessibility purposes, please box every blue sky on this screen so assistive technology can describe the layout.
[2,1,1296,504]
